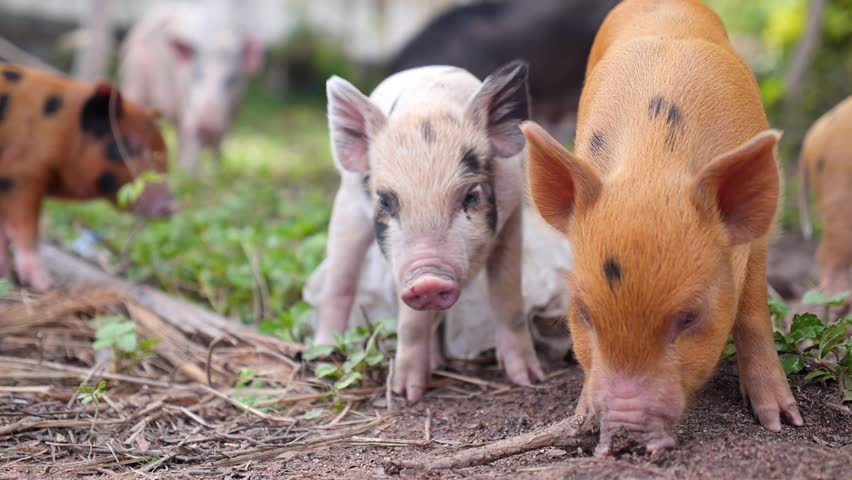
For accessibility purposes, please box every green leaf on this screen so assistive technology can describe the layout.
[801,289,829,306]
[789,313,824,342]
[366,349,385,367]
[302,408,325,419]
[817,322,850,359]
[774,331,798,354]
[314,363,340,379]
[334,371,362,390]
[826,291,851,307]
[804,369,835,382]
[781,355,805,375]
[303,344,336,360]
[0,279,12,296]
[768,298,791,322]
[342,350,367,373]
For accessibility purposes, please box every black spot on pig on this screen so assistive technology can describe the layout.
[603,257,622,289]
[649,96,665,119]
[2,69,22,83]
[484,180,498,233]
[816,157,826,173]
[376,190,400,219]
[43,95,62,116]
[589,131,606,157]
[0,94,8,123]
[666,104,682,127]
[374,219,389,255]
[421,121,435,144]
[0,176,14,193]
[460,147,480,176]
[81,87,123,138]
[361,173,372,198]
[96,171,120,196]
[664,104,684,149]
[105,136,144,164]
[388,96,400,116]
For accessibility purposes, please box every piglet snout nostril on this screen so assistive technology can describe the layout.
[402,275,460,311]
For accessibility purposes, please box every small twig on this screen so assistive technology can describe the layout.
[198,384,294,424]
[424,408,432,443]
[386,358,395,413]
[325,402,351,427]
[387,414,593,471]
[206,335,226,387]
[433,369,509,391]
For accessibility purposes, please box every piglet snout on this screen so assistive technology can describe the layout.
[402,275,460,311]
[594,378,680,455]
[132,181,179,218]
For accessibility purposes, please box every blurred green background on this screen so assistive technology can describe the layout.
[32,0,852,340]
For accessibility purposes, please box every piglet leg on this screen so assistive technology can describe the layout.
[734,246,802,431]
[314,176,374,345]
[0,218,10,279]
[488,207,544,385]
[393,305,438,401]
[4,190,51,292]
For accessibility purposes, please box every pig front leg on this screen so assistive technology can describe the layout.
[178,127,202,169]
[488,207,544,385]
[0,218,10,279]
[392,304,439,401]
[733,245,803,431]
[314,179,374,345]
[2,191,50,292]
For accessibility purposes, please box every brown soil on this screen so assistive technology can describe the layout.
[2,233,849,480]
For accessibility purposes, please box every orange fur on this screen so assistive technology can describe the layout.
[0,64,170,290]
[524,0,799,445]
[799,96,852,300]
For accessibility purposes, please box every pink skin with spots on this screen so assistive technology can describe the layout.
[316,62,544,401]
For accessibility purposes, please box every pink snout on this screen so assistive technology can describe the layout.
[594,378,681,455]
[402,275,460,311]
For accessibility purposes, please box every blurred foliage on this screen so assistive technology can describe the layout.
[44,90,336,340]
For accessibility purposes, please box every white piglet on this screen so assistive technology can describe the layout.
[318,61,544,400]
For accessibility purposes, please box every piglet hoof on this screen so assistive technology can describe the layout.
[16,256,52,293]
[740,367,803,431]
[391,353,431,402]
[496,332,545,386]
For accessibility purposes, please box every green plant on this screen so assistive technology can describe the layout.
[117,171,165,209]
[232,367,276,411]
[304,318,396,393]
[91,315,160,364]
[0,279,11,296]
[772,291,851,401]
[76,380,108,433]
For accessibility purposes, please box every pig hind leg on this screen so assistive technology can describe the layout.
[488,208,544,385]
[393,305,439,401]
[313,177,374,345]
[733,246,802,431]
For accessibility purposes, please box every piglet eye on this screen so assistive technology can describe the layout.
[573,299,594,330]
[462,184,482,211]
[376,190,399,217]
[672,310,701,337]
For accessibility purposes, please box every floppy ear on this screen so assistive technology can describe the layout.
[466,59,531,158]
[523,122,602,233]
[326,76,386,173]
[80,83,124,138]
[692,130,781,245]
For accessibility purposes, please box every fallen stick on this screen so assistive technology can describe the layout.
[387,414,595,471]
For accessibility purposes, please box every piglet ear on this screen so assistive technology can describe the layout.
[692,130,781,245]
[242,34,263,75]
[80,83,123,138]
[170,38,194,63]
[467,60,531,158]
[523,121,602,233]
[326,75,386,173]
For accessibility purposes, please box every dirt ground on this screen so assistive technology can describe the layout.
[2,233,850,480]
